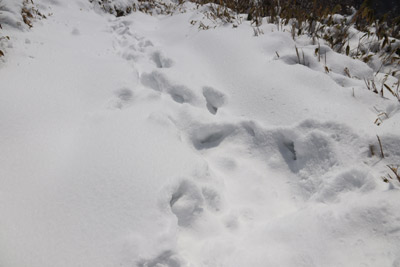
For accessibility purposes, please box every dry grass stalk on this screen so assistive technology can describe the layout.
[382,165,400,183]
[376,135,385,158]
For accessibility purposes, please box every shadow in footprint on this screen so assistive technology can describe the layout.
[279,130,338,175]
[141,71,170,92]
[170,180,204,227]
[191,124,236,150]
[151,51,174,68]
[168,85,195,104]
[202,186,222,212]
[277,136,298,173]
[141,71,196,104]
[112,87,134,109]
[202,86,226,115]
[138,39,154,48]
[116,88,133,101]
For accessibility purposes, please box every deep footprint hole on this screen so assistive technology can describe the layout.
[202,86,226,115]
[192,125,235,150]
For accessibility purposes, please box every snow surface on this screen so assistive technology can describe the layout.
[1,0,400,266]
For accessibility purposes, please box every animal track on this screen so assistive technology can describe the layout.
[170,180,204,227]
[202,86,226,114]
[151,51,173,68]
[71,28,80,36]
[111,87,134,109]
[112,22,195,107]
[168,85,195,104]
[137,250,182,267]
[201,186,222,212]
[141,71,170,92]
[314,168,376,202]
[112,21,156,66]
[141,71,196,104]
[191,124,236,150]
[280,140,297,161]
[138,39,154,49]
[116,88,133,101]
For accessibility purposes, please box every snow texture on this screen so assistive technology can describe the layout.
[0,0,400,266]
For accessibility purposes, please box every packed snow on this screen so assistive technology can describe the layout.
[1,0,400,266]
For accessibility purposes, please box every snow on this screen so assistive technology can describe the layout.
[1,0,400,266]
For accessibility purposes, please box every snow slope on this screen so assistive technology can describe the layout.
[1,1,400,266]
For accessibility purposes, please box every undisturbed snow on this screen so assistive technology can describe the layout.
[1,1,400,266]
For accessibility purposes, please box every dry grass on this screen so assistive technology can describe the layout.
[376,135,385,158]
[0,0,5,57]
[382,165,400,184]
[189,0,400,77]
[21,0,46,28]
[90,0,178,16]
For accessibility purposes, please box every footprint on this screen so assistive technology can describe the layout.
[241,121,257,137]
[294,130,338,176]
[128,44,137,51]
[137,250,182,267]
[139,39,154,48]
[118,38,130,48]
[224,213,239,230]
[201,186,222,212]
[281,140,297,161]
[116,88,133,101]
[141,72,196,104]
[170,180,204,227]
[112,87,133,109]
[191,124,236,150]
[202,86,226,114]
[141,71,170,92]
[314,168,376,202]
[122,51,138,61]
[167,85,195,104]
[111,20,132,32]
[138,40,154,52]
[71,28,80,36]
[116,26,130,36]
[151,51,173,68]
